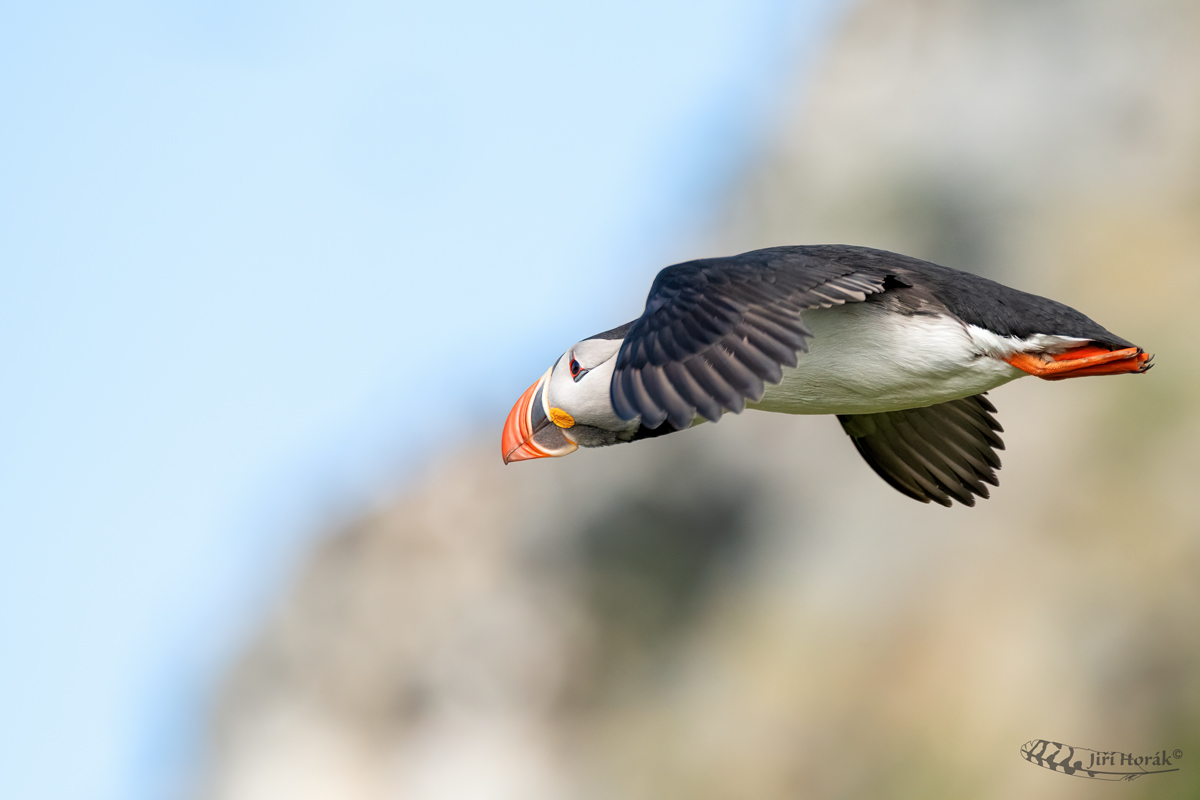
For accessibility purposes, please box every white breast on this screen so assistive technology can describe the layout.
[750,303,1026,415]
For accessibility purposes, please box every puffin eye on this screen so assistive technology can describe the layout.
[569,357,588,382]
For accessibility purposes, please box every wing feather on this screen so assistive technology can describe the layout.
[838,395,1005,507]
[612,247,893,426]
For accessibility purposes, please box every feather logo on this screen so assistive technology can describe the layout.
[1021,739,1182,781]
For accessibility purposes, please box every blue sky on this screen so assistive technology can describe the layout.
[0,2,839,798]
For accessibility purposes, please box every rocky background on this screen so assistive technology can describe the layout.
[196,1,1200,798]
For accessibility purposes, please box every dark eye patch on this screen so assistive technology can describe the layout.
[569,356,589,383]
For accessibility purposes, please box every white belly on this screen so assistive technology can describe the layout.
[749,303,1026,415]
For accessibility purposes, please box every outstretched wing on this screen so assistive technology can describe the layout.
[838,395,1005,507]
[611,246,894,430]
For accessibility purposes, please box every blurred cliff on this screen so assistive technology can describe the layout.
[198,1,1200,798]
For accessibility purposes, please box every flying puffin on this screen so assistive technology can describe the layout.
[501,245,1151,506]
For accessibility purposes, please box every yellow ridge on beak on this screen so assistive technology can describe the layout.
[501,369,578,463]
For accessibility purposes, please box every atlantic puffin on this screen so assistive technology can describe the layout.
[501,246,1151,506]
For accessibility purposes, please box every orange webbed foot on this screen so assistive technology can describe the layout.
[1006,345,1152,381]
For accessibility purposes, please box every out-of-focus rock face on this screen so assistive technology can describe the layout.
[199,2,1200,799]
[200,430,830,800]
[727,0,1200,282]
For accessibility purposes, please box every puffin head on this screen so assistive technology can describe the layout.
[502,324,638,463]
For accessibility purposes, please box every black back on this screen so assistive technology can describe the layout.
[800,245,1133,347]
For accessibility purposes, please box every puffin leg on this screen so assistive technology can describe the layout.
[1006,346,1151,381]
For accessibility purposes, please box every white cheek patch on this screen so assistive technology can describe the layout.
[544,345,632,432]
[571,338,622,369]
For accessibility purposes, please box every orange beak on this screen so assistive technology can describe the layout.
[501,369,578,464]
